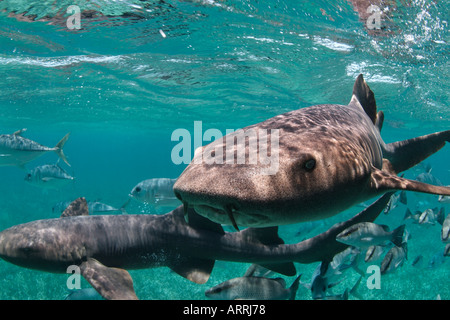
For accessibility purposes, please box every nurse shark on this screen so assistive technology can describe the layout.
[173,74,450,229]
[0,194,392,300]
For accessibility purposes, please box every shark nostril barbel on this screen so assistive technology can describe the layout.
[225,205,239,232]
[183,202,189,223]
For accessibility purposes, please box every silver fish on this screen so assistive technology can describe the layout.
[205,273,302,300]
[418,207,444,226]
[306,260,349,300]
[65,288,103,300]
[380,243,407,275]
[130,178,181,212]
[441,211,450,242]
[403,208,421,223]
[316,276,363,300]
[336,222,405,248]
[438,190,450,203]
[0,129,70,167]
[412,255,424,268]
[365,245,388,263]
[415,172,443,186]
[25,163,74,189]
[428,251,446,269]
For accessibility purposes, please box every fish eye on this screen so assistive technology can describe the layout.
[304,159,316,171]
[135,187,141,193]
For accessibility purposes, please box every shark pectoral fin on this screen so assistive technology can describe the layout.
[61,197,89,218]
[80,258,138,300]
[169,256,215,284]
[383,130,450,173]
[370,167,450,196]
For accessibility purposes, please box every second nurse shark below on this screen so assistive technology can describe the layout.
[173,74,450,230]
[0,194,393,300]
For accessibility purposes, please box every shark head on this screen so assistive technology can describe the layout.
[0,220,78,272]
[174,75,450,229]
[0,199,89,272]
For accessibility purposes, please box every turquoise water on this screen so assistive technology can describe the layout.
[0,0,448,300]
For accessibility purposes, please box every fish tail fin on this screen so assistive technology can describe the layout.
[391,224,406,247]
[349,276,364,300]
[383,130,450,174]
[403,208,412,221]
[437,207,445,226]
[119,199,131,215]
[289,274,302,300]
[54,133,71,167]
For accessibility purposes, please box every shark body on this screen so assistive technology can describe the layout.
[173,75,450,228]
[0,194,392,299]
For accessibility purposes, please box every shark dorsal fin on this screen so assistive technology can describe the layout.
[242,227,283,245]
[241,227,296,276]
[349,74,377,124]
[61,197,89,218]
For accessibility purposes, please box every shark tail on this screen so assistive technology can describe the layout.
[54,133,71,167]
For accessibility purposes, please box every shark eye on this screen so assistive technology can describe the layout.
[304,159,316,171]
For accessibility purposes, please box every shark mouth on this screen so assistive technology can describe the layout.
[183,202,240,231]
[175,190,273,230]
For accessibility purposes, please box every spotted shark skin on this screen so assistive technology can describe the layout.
[173,74,450,228]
